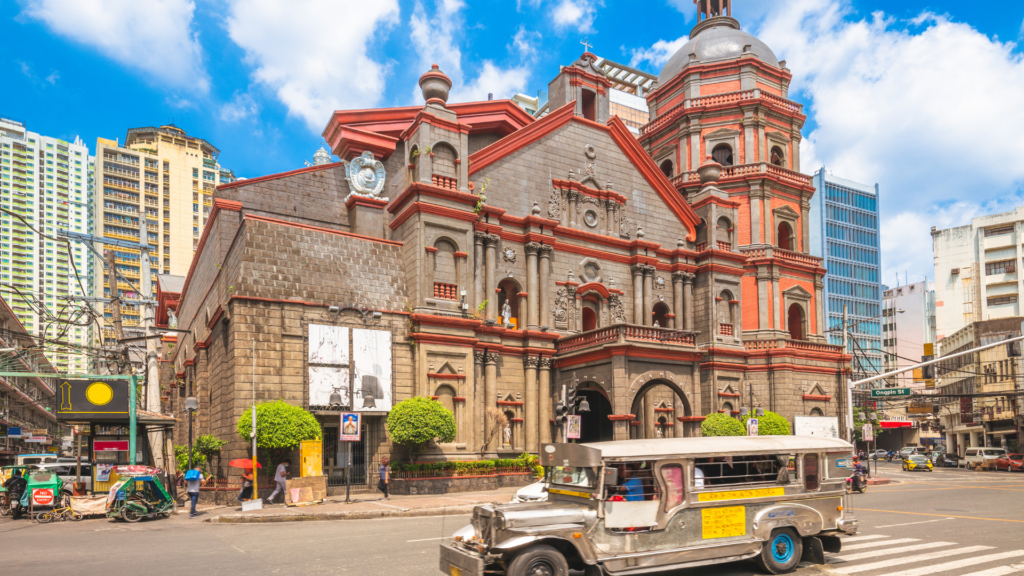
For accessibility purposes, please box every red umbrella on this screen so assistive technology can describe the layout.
[228,459,262,469]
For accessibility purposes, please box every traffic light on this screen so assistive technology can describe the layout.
[555,402,567,426]
[567,386,577,410]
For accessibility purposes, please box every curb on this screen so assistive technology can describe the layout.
[208,503,479,523]
[866,477,892,486]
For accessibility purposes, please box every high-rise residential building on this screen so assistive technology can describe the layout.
[810,168,883,377]
[0,117,95,373]
[94,124,234,345]
[881,280,936,389]
[932,207,1024,342]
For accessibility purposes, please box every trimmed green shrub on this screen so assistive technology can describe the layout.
[237,400,321,470]
[701,412,745,436]
[386,396,457,462]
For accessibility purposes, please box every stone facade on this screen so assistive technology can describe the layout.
[161,13,849,488]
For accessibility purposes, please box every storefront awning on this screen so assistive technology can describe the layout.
[880,421,912,429]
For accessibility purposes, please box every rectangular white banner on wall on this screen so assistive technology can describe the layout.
[353,328,392,412]
[308,325,349,365]
[309,366,348,408]
[794,416,840,438]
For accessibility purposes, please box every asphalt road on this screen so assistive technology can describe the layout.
[3,461,1022,576]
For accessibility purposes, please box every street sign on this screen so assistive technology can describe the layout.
[56,379,130,421]
[835,457,853,470]
[871,388,911,398]
[7,427,21,438]
[567,415,581,440]
[340,412,361,442]
[31,488,54,507]
[862,423,874,442]
[94,440,129,451]
[747,418,759,436]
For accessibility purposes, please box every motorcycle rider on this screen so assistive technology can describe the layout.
[852,457,866,492]
[3,470,28,518]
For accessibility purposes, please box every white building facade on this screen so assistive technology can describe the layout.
[882,280,936,389]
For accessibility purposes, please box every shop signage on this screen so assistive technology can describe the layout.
[871,388,910,398]
[94,440,129,452]
[0,424,6,438]
[24,436,48,443]
[862,424,874,442]
[56,379,130,421]
[7,426,22,438]
[32,488,54,507]
[339,413,361,442]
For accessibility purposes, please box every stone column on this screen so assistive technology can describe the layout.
[539,358,553,445]
[792,134,802,172]
[644,396,656,440]
[484,352,499,456]
[474,351,485,454]
[763,191,773,245]
[757,273,770,330]
[484,234,499,321]
[814,279,825,337]
[539,245,553,328]
[643,265,655,326]
[517,293,528,330]
[524,356,539,453]
[772,276,782,331]
[631,264,644,324]
[672,272,685,328]
[568,191,578,228]
[473,232,486,310]
[605,199,615,236]
[682,272,695,331]
[425,246,437,299]
[750,195,762,243]
[801,200,811,253]
[525,242,540,330]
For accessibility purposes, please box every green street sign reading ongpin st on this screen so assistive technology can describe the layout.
[871,388,911,398]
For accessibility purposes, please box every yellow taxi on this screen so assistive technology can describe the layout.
[902,454,934,472]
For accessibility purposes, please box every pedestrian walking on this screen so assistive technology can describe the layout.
[267,459,291,504]
[378,456,391,501]
[185,464,204,518]
[238,469,254,502]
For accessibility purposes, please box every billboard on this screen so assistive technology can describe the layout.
[353,329,392,412]
[794,416,840,438]
[56,379,130,421]
[308,325,350,408]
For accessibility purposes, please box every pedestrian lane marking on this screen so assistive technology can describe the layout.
[843,538,921,551]
[832,545,995,574]
[959,567,1023,576]
[875,518,955,528]
[876,550,1024,576]
[836,541,957,562]
[842,535,890,543]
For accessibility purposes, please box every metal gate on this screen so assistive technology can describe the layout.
[320,417,385,494]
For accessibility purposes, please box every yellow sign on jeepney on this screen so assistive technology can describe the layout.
[702,505,746,539]
[697,487,784,502]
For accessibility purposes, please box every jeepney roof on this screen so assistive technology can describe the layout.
[582,436,853,459]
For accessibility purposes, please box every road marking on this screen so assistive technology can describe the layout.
[843,538,921,551]
[836,542,957,562]
[832,545,995,574]
[959,567,1024,576]
[368,501,410,511]
[406,536,447,543]
[842,535,889,543]
[855,509,1024,524]
[876,550,1024,576]
[875,518,955,528]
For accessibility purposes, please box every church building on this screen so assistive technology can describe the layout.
[162,0,849,481]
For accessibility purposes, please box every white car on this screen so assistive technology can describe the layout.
[33,462,93,496]
[510,481,547,503]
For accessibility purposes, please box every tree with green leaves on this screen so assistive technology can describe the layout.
[740,411,791,435]
[701,412,745,437]
[174,434,228,472]
[387,396,457,462]
[237,400,322,470]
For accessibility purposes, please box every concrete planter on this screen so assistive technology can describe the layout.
[390,472,533,496]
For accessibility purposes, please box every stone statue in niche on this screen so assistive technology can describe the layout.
[504,426,512,446]
[609,294,627,324]
[620,211,631,238]
[501,300,512,328]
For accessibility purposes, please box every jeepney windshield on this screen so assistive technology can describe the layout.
[548,466,600,490]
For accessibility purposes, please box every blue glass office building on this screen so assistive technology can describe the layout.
[809,169,882,376]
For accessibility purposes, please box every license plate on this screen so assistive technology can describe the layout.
[449,567,462,576]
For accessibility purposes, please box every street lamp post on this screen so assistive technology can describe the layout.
[183,396,199,470]
[868,412,878,477]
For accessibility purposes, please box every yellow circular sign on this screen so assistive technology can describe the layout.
[85,382,114,406]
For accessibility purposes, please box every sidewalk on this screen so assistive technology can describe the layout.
[204,486,520,523]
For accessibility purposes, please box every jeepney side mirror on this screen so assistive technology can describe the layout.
[603,467,618,486]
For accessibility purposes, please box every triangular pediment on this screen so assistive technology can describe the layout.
[782,284,813,299]
[436,361,458,375]
[772,204,800,219]
[807,383,828,396]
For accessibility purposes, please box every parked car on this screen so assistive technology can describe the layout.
[936,453,962,468]
[995,454,1024,472]
[902,455,933,472]
[510,481,547,503]
[899,447,918,458]
[869,449,888,460]
[32,462,92,496]
[965,448,1007,468]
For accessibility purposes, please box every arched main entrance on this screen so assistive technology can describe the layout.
[629,378,692,440]
[576,384,613,443]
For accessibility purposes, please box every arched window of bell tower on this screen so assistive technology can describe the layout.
[712,144,733,166]
[771,146,785,168]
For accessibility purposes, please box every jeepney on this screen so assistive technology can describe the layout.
[440,436,858,576]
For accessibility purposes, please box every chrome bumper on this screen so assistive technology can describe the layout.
[439,543,486,576]
[838,517,859,534]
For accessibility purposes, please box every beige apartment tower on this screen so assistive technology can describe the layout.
[94,124,234,345]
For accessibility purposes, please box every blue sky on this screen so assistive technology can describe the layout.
[4,0,1024,283]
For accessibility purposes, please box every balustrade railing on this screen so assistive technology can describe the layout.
[670,162,810,188]
[643,90,803,137]
[719,323,734,336]
[557,324,696,353]
[431,174,458,190]
[739,245,823,267]
[743,339,844,354]
[433,282,458,300]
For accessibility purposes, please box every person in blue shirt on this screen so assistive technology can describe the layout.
[621,465,645,501]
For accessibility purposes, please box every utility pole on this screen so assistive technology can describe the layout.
[106,249,127,374]
[843,305,853,442]
[141,219,164,468]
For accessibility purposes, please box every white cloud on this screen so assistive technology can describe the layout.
[666,0,696,21]
[226,0,399,132]
[629,36,688,69]
[753,0,1024,282]
[409,0,531,104]
[220,92,259,122]
[20,0,208,92]
[553,0,596,33]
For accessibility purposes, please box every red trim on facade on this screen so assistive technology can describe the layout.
[453,397,467,402]
[576,282,610,299]
[410,333,479,347]
[324,100,534,141]
[678,416,706,422]
[654,407,675,413]
[328,126,398,161]
[717,392,741,398]
[206,306,224,330]
[469,101,577,175]
[411,314,481,330]
[428,373,466,380]
[497,400,524,406]
[607,414,636,421]
[511,417,524,423]
[345,195,389,211]
[453,251,468,258]
[389,201,478,230]
[801,394,832,402]
[388,181,480,214]
[424,246,438,253]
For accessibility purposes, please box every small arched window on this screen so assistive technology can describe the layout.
[810,407,824,417]
[659,159,673,178]
[652,301,670,327]
[434,239,457,285]
[716,216,731,250]
[433,142,458,177]
[771,146,785,167]
[712,144,733,166]
[582,302,598,332]
[436,385,456,412]
[777,221,793,251]
[722,401,734,413]
[787,303,805,341]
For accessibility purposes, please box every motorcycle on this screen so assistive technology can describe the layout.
[846,473,867,494]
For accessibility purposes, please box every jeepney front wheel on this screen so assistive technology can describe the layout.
[756,528,803,574]
[507,544,569,576]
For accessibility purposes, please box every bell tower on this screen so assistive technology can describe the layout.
[545,52,613,123]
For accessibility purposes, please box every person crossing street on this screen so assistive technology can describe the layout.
[267,459,291,504]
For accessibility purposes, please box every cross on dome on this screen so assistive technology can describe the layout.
[580,37,593,52]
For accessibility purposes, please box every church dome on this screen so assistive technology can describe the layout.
[657,17,780,87]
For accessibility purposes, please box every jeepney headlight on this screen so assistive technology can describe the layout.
[453,524,475,542]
